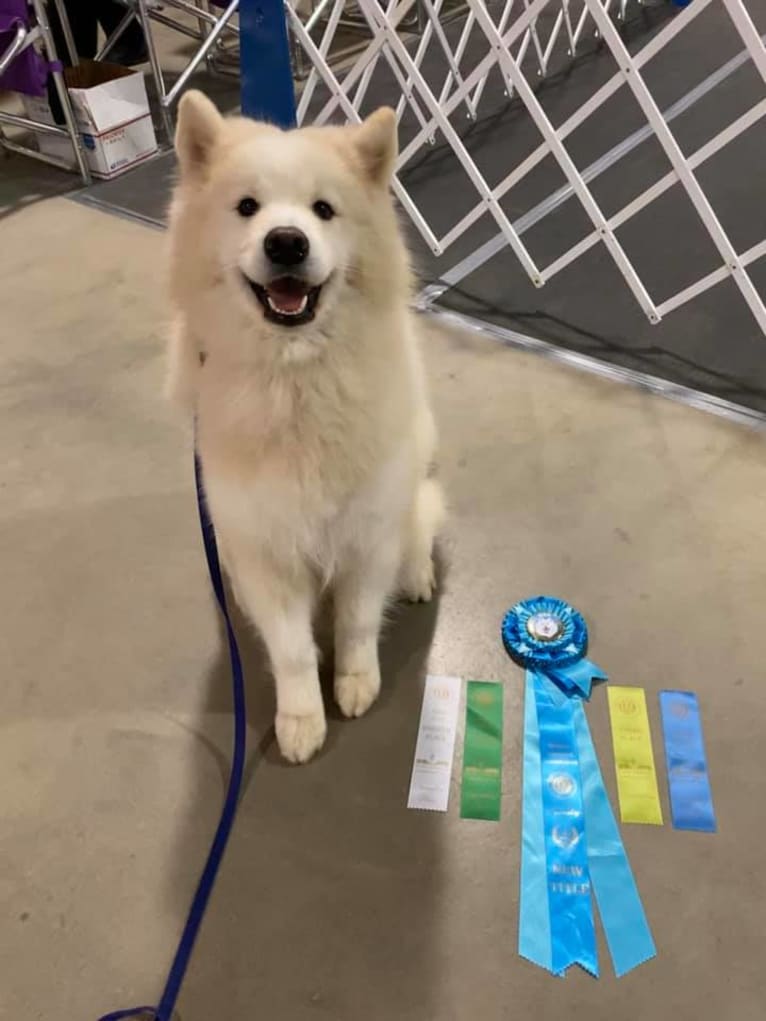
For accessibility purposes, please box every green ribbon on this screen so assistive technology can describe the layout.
[460,681,504,821]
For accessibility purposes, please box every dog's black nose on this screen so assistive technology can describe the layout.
[264,227,310,267]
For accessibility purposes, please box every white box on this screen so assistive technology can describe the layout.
[24,60,158,179]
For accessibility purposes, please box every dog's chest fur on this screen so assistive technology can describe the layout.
[197,344,413,570]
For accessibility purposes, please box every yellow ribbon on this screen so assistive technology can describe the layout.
[607,686,663,825]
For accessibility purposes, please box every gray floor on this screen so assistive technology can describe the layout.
[2,196,766,1020]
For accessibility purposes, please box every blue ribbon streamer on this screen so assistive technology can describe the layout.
[536,672,598,977]
[659,691,716,833]
[573,703,656,976]
[507,597,656,978]
[519,672,551,971]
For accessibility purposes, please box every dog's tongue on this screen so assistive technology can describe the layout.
[267,277,309,314]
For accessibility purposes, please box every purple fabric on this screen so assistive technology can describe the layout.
[0,0,53,97]
[0,0,32,17]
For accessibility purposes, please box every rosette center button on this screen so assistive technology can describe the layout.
[527,612,564,642]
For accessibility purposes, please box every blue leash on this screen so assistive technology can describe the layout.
[98,452,247,1021]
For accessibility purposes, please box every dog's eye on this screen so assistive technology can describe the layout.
[236,196,259,218]
[313,200,335,221]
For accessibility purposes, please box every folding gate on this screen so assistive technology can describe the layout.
[279,0,766,351]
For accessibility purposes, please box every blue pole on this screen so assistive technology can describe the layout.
[239,0,297,127]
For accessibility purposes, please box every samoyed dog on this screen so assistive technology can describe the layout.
[166,92,444,763]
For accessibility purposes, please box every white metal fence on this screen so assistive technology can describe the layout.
[287,0,766,334]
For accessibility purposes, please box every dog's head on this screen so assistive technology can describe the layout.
[170,92,407,354]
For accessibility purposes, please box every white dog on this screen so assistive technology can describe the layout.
[166,92,444,763]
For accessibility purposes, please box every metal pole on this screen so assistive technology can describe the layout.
[0,25,28,75]
[32,0,91,184]
[96,10,134,61]
[51,0,79,66]
[135,0,175,142]
[164,0,240,106]
[239,0,296,125]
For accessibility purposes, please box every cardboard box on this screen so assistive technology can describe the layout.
[24,60,158,179]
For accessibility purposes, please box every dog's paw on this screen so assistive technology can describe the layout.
[335,669,381,719]
[401,556,436,604]
[275,710,327,764]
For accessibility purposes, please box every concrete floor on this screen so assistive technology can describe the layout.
[2,193,766,1021]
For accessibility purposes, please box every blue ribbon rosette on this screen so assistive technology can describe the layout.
[502,596,655,978]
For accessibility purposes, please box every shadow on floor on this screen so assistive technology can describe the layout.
[0,151,77,221]
[166,559,448,1019]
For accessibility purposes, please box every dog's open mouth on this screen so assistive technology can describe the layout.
[244,274,322,328]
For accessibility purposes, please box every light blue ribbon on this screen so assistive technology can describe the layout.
[508,598,655,978]
[573,701,656,975]
[536,672,598,977]
[520,666,656,977]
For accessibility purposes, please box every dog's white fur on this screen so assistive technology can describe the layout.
[167,92,444,763]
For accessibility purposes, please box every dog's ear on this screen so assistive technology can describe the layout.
[175,90,223,178]
[353,107,397,186]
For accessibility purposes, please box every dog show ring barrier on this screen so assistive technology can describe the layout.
[244,0,766,339]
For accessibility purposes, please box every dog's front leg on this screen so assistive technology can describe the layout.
[230,555,326,764]
[333,537,400,720]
